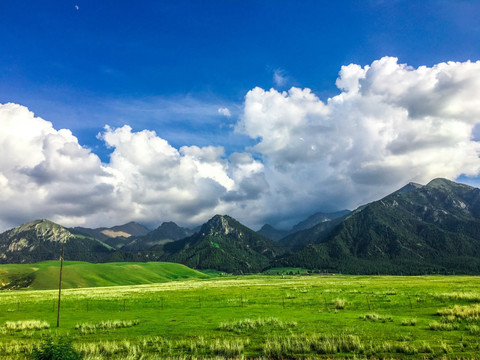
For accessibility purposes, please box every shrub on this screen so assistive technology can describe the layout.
[32,336,82,360]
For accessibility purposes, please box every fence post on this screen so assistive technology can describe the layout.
[57,245,64,328]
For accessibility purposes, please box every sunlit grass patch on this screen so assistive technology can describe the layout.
[263,333,364,357]
[467,324,480,335]
[360,313,393,323]
[436,292,480,302]
[75,320,140,334]
[441,341,452,353]
[219,317,297,333]
[2,320,49,331]
[400,318,417,326]
[75,340,140,356]
[437,304,480,321]
[428,321,459,331]
[0,340,36,357]
[178,336,250,357]
[334,298,346,309]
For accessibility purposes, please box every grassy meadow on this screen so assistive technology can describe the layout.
[1,263,480,358]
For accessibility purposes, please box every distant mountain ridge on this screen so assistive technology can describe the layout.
[257,224,288,242]
[122,222,194,251]
[0,220,112,264]
[72,222,150,249]
[4,178,480,274]
[258,210,350,242]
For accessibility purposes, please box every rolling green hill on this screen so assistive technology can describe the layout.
[0,261,209,290]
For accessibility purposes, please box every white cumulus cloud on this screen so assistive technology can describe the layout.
[0,103,114,229]
[0,105,264,230]
[237,57,480,225]
[2,57,480,231]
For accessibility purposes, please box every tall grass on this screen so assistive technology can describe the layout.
[334,298,346,309]
[400,318,417,326]
[428,321,459,331]
[218,317,297,333]
[263,333,364,357]
[76,336,250,358]
[76,340,140,356]
[179,336,250,357]
[0,340,36,356]
[1,320,49,331]
[437,304,480,321]
[75,320,140,334]
[436,292,480,302]
[360,313,393,323]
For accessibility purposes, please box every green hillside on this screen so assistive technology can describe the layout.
[278,178,480,274]
[0,261,209,290]
[162,215,286,273]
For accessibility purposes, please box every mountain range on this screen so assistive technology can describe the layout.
[258,210,350,243]
[2,178,480,274]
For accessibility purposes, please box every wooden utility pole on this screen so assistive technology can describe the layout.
[57,245,64,328]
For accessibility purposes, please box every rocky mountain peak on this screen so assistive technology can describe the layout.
[11,219,72,244]
[203,215,237,236]
[393,182,423,195]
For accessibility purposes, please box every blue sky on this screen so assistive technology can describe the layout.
[1,1,480,230]
[3,1,479,155]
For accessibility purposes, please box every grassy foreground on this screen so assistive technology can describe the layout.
[1,272,480,359]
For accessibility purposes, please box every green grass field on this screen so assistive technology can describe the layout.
[1,263,480,359]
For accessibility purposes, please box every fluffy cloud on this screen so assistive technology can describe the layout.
[0,103,114,228]
[237,57,480,224]
[0,106,264,230]
[217,107,231,117]
[2,57,480,231]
